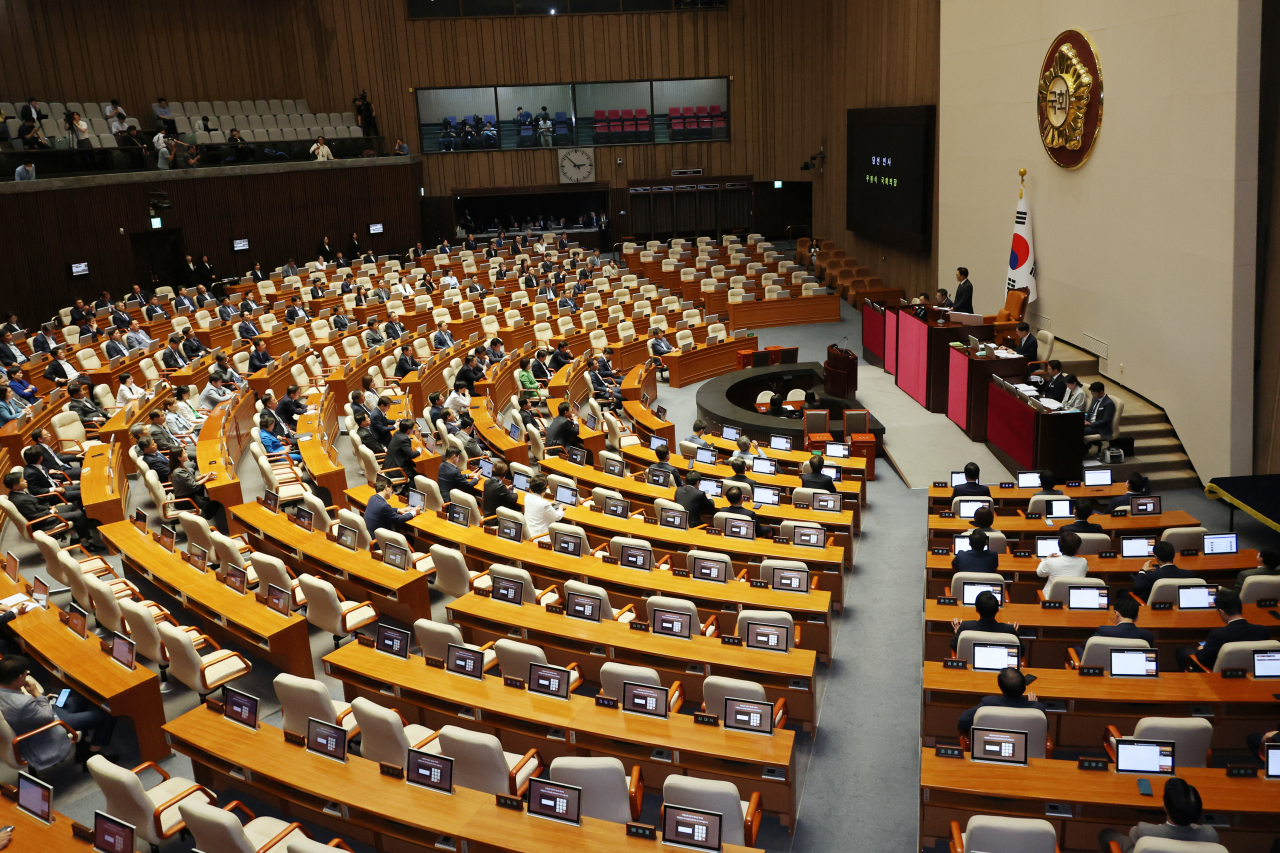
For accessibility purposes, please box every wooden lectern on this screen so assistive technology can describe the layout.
[824,344,857,399]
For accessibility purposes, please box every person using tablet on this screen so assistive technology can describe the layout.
[1175,588,1270,671]
[968,506,996,535]
[1096,777,1217,853]
[800,454,836,493]
[649,444,683,488]
[523,475,564,540]
[1035,531,1088,591]
[722,457,757,493]
[1089,595,1154,646]
[1130,541,1195,602]
[363,477,422,541]
[674,471,717,528]
[1234,545,1280,591]
[482,460,520,516]
[949,590,1020,654]
[723,486,770,539]
[956,667,1041,737]
[950,462,990,498]
[951,529,999,572]
[1107,473,1151,512]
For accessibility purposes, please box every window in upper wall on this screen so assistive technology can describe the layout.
[417,88,500,153]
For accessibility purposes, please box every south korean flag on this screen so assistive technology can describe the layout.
[1006,195,1038,303]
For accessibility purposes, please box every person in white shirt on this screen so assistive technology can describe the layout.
[109,115,129,136]
[1035,530,1089,591]
[1061,373,1087,411]
[115,372,147,408]
[523,474,565,540]
[69,112,91,149]
[104,100,127,122]
[439,270,459,290]
[444,383,470,416]
[310,136,333,161]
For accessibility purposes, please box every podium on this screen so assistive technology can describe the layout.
[824,344,857,399]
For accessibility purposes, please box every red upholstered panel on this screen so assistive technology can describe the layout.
[896,310,929,407]
[885,307,898,375]
[861,301,884,359]
[947,346,969,429]
[987,381,1036,470]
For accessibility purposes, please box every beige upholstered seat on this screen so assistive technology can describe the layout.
[296,573,377,648]
[349,697,440,768]
[159,621,252,700]
[437,725,543,796]
[88,755,216,846]
[549,756,639,823]
[179,800,309,853]
[662,776,761,848]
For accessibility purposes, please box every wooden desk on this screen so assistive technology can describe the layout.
[923,600,1277,669]
[726,294,841,331]
[702,434,869,479]
[197,392,254,509]
[621,401,675,445]
[0,796,92,851]
[229,502,435,625]
[296,392,351,509]
[621,363,658,402]
[663,335,758,389]
[323,642,798,827]
[470,397,529,466]
[0,574,168,761]
[449,592,820,731]
[919,748,1279,853]
[926,483,1128,509]
[165,708,763,853]
[894,307,993,413]
[923,550,1260,604]
[926,510,1200,539]
[921,661,1280,749]
[987,378,1086,482]
[101,521,313,678]
[80,442,128,525]
[946,346,1029,441]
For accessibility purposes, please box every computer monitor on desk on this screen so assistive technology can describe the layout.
[1084,469,1113,487]
[1265,743,1280,779]
[950,471,968,487]
[1016,471,1041,489]
[969,727,1028,766]
[1255,650,1280,679]
[1177,585,1217,610]
[1130,496,1162,516]
[17,772,52,823]
[1121,536,1155,558]
[1110,648,1158,677]
[971,642,1019,672]
[961,582,1002,606]
[1115,739,1175,775]
[1067,586,1109,609]
[1035,536,1058,558]
[957,499,990,519]
[663,805,723,852]
[1046,499,1074,519]
[407,750,454,794]
[1203,533,1238,555]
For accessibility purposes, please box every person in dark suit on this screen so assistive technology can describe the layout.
[722,457,757,494]
[588,358,620,408]
[956,667,1042,736]
[177,256,199,287]
[237,311,261,341]
[275,386,308,431]
[1176,588,1271,671]
[23,446,80,506]
[545,401,581,450]
[384,419,420,478]
[951,462,991,498]
[171,287,195,314]
[549,341,573,372]
[723,485,770,538]
[143,296,168,322]
[284,296,308,325]
[1131,541,1196,602]
[1041,360,1066,402]
[1058,499,1104,534]
[394,346,420,379]
[0,332,27,368]
[530,350,553,384]
[370,398,395,446]
[249,263,267,283]
[353,412,385,455]
[1083,381,1117,454]
[952,267,974,315]
[331,306,351,332]
[1234,545,1280,591]
[216,298,236,323]
[193,256,213,286]
[1107,473,1151,512]
[43,348,80,387]
[29,428,80,479]
[482,460,521,516]
[650,444,684,488]
[318,237,336,263]
[18,98,45,125]
[108,303,132,331]
[1000,322,1036,360]
[800,454,836,493]
[437,447,480,502]
[383,313,405,340]
[674,471,716,527]
[68,383,108,427]
[69,299,91,325]
[181,328,208,360]
[1090,595,1155,647]
[1031,470,1063,497]
[363,477,422,541]
[5,470,101,550]
[432,322,455,351]
[160,335,188,370]
[952,529,1000,572]
[949,590,1021,662]
[455,356,484,393]
[138,437,170,482]
[347,232,363,261]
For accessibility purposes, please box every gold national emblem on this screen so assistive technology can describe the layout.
[1036,30,1103,169]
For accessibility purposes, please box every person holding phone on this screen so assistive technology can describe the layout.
[0,654,116,769]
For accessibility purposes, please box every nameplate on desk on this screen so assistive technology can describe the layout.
[1111,510,1127,517]
[1257,598,1278,608]
[595,695,618,708]
[643,516,658,525]
[503,675,526,689]
[204,698,226,714]
[705,527,722,536]
[1025,512,1042,519]
[935,745,964,759]
[999,482,1015,489]
[283,730,306,746]
[496,794,524,812]
[630,620,650,632]
[1181,549,1200,557]
[1013,550,1032,558]
[772,536,790,545]
[537,540,553,550]
[356,634,375,647]
[71,822,95,842]
[1079,666,1104,676]
[693,713,719,726]
[545,604,564,615]
[1220,668,1247,679]
[1066,481,1082,488]
[1040,600,1063,609]
[474,587,492,597]
[424,655,444,669]
[1151,602,1173,611]
[600,555,619,565]
[936,596,958,606]
[937,511,955,519]
[672,568,690,578]
[942,658,967,670]
[1099,551,1118,558]
[1226,765,1258,778]
[377,762,405,779]
[626,822,657,840]
[1078,757,1110,771]
[0,784,13,802]
[933,481,947,488]
[750,579,769,589]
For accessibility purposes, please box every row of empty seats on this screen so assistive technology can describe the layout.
[668,105,726,139]
[152,98,314,118]
[592,108,651,142]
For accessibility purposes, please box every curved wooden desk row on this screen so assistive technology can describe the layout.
[723,294,841,331]
[919,749,1277,853]
[378,496,834,655]
[927,510,1201,539]
[101,520,313,678]
[322,642,798,826]
[165,708,766,853]
[197,393,254,511]
[228,502,434,626]
[927,483,1128,507]
[923,550,1262,604]
[0,796,93,850]
[0,572,168,761]
[922,600,1278,670]
[447,592,819,732]
[662,334,759,389]
[921,661,1280,750]
[80,442,129,526]
[702,434,870,477]
[622,363,659,404]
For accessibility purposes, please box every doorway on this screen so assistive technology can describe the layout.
[130,227,184,291]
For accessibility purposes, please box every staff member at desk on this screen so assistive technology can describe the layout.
[1083,381,1116,455]
[674,470,716,527]
[1175,588,1270,672]
[998,322,1036,359]
[364,476,422,541]
[524,474,564,540]
[1130,541,1195,602]
[956,666,1040,736]
[0,654,117,770]
[951,462,990,498]
[1061,374,1087,410]
[1041,360,1066,402]
[723,485,771,538]
[1097,777,1217,853]
[952,529,999,572]
[483,460,520,516]
[43,347,80,388]
[723,457,757,493]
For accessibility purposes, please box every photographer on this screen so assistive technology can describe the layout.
[354,92,378,137]
[67,111,92,149]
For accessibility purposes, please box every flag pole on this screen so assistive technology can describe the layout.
[1019,167,1026,198]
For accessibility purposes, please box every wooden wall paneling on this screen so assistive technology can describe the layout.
[1255,0,1280,474]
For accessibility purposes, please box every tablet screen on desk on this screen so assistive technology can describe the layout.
[650,435,668,451]
[1265,743,1280,779]
[566,446,588,465]
[492,577,524,605]
[497,518,523,542]
[659,507,688,530]
[17,772,51,823]
[306,717,347,763]
[1067,586,1108,609]
[813,493,841,513]
[1084,469,1112,487]
[1110,648,1158,677]
[266,584,292,616]
[619,545,652,570]
[752,485,780,506]
[1203,533,1237,555]
[654,406,666,421]
[67,602,89,638]
[825,442,849,458]
[335,525,359,549]
[745,621,789,652]
[602,459,626,478]
[528,777,581,825]
[446,644,485,680]
[695,447,717,465]
[772,567,809,592]
[1016,471,1041,489]
[1035,536,1058,558]
[950,472,967,487]
[697,477,722,498]
[692,557,728,583]
[582,414,597,432]
[565,592,602,622]
[1046,499,1074,519]
[622,681,668,718]
[381,542,410,571]
[724,518,753,541]
[554,484,577,506]
[652,608,692,639]
[769,435,791,452]
[603,497,630,518]
[528,663,572,700]
[376,624,411,658]
[1115,738,1174,774]
[446,504,471,527]
[971,642,1018,672]
[93,811,135,853]
[512,471,531,492]
[750,456,777,476]
[961,582,1002,606]
[223,686,260,730]
[1130,496,1161,516]
[792,526,825,548]
[662,805,722,852]
[262,490,279,512]
[724,697,773,735]
[1255,650,1280,679]
[969,727,1028,766]
[1177,585,1217,610]
[957,499,989,519]
[159,525,176,552]
[552,531,582,557]
[110,632,136,670]
[1120,537,1155,558]
[407,750,453,793]
[406,489,425,510]
[4,551,17,582]
[187,545,208,572]
[507,422,521,441]
[647,468,672,487]
[722,425,740,442]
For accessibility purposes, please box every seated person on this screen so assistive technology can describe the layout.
[800,453,836,493]
[649,443,683,488]
[949,589,1020,654]
[1082,381,1116,454]
[1175,588,1270,671]
[257,413,301,463]
[722,457,757,492]
[363,477,422,541]
[722,485,771,539]
[1090,594,1154,646]
[523,474,565,540]
[1058,499,1103,534]
[685,420,712,450]
[1097,778,1217,853]
[1031,469,1062,496]
[1235,545,1280,591]
[1130,540,1195,602]
[951,462,990,498]
[1034,530,1087,591]
[0,654,117,769]
[482,460,520,516]
[951,529,999,572]
[674,471,716,527]
[956,666,1041,736]
[968,506,996,535]
[1107,472,1150,512]
[729,435,757,461]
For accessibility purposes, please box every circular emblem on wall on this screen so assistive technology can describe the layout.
[1037,30,1104,169]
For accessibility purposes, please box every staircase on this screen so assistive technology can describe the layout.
[1051,339,1199,491]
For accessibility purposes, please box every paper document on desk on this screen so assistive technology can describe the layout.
[1014,384,1039,396]
[0,593,32,610]
[1038,398,1063,411]
[993,350,1021,359]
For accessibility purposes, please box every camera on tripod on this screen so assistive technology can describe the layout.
[63,110,75,130]
[352,90,368,105]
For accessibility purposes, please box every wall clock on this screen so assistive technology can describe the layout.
[558,148,595,184]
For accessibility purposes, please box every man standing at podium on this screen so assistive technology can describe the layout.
[952,267,974,314]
